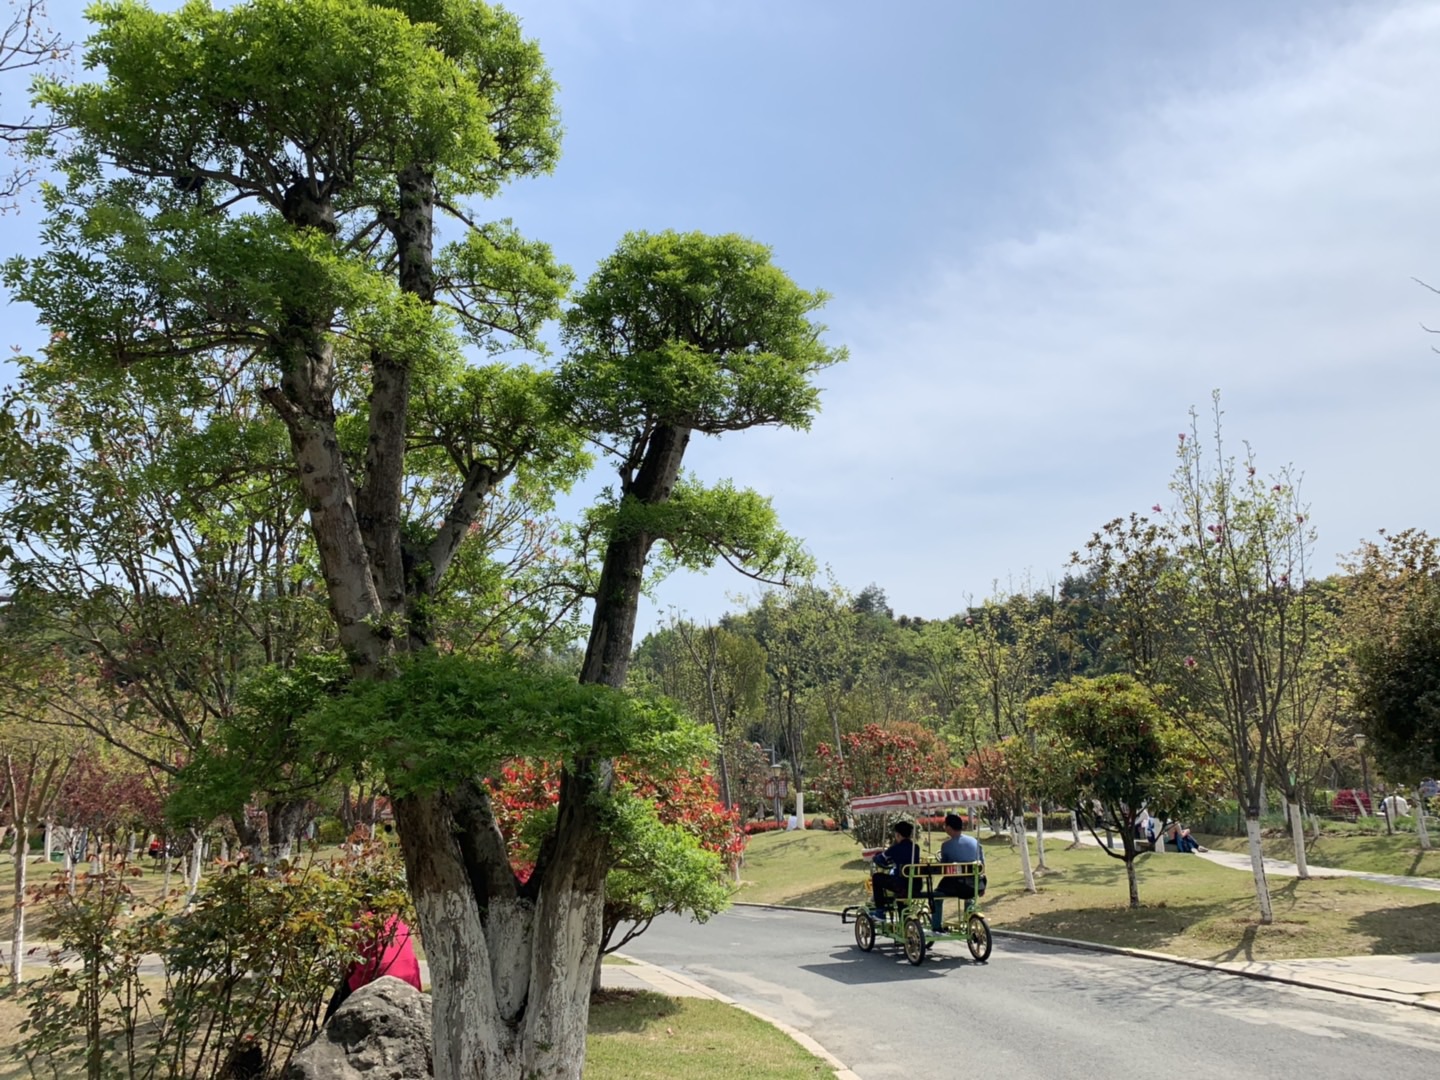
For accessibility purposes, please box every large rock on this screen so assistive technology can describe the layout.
[286,977,433,1079]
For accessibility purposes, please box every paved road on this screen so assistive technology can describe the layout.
[622,907,1440,1080]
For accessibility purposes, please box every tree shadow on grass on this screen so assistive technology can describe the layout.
[1348,902,1440,955]
[587,990,682,1033]
[1209,923,1258,963]
[999,896,1238,953]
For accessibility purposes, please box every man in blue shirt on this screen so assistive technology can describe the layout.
[936,812,983,904]
[869,821,920,914]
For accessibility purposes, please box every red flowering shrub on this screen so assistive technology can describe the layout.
[812,724,959,848]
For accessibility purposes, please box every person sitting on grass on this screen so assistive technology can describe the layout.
[1168,824,1206,853]
[869,821,920,914]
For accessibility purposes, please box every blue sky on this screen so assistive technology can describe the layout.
[3,0,1438,628]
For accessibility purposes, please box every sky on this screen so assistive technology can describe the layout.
[2,0,1438,630]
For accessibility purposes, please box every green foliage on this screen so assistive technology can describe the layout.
[303,653,713,795]
[600,793,732,952]
[1028,673,1222,906]
[169,652,351,825]
[15,843,410,1079]
[557,230,843,438]
[1352,596,1440,783]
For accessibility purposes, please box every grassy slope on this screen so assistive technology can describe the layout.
[738,828,1440,962]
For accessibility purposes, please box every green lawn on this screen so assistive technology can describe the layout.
[585,991,831,1079]
[1197,829,1440,879]
[738,827,1440,962]
[0,986,831,1080]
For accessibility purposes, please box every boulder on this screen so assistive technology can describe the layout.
[286,977,432,1079]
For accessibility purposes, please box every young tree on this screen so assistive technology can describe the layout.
[1028,675,1221,908]
[0,724,72,985]
[1171,395,1317,921]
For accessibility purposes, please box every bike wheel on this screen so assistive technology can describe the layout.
[903,917,927,966]
[966,913,992,962]
[854,910,876,952]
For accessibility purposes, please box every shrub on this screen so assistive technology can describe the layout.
[15,842,409,1079]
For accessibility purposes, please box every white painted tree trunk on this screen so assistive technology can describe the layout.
[1416,803,1432,850]
[41,822,53,865]
[63,829,75,896]
[1034,803,1048,871]
[1287,801,1309,878]
[1013,814,1036,893]
[1070,810,1081,847]
[11,822,28,986]
[186,831,204,903]
[162,849,173,906]
[1245,816,1273,924]
[795,790,806,829]
[219,838,229,863]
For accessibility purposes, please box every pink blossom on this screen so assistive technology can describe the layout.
[1152,504,1163,513]
[1184,656,1197,669]
[1178,433,1186,442]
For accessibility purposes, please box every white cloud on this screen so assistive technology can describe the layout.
[655,0,1440,624]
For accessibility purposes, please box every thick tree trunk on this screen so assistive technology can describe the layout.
[1013,814,1036,893]
[579,423,690,687]
[394,785,609,1080]
[1244,815,1273,924]
[1286,800,1309,879]
[394,794,512,1080]
[11,821,28,986]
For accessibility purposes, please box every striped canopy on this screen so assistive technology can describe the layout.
[849,788,991,815]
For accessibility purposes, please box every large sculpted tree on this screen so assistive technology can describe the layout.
[9,6,841,1073]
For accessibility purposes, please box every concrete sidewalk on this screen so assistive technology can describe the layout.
[1190,846,1440,891]
[1208,952,1440,1006]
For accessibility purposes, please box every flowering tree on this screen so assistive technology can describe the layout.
[1170,394,1318,920]
[813,722,957,848]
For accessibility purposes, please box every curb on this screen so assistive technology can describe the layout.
[737,904,1440,1015]
[612,953,861,1080]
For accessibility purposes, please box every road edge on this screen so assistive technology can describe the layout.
[731,902,1440,1014]
[611,952,862,1080]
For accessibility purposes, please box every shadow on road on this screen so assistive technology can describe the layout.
[798,947,980,985]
